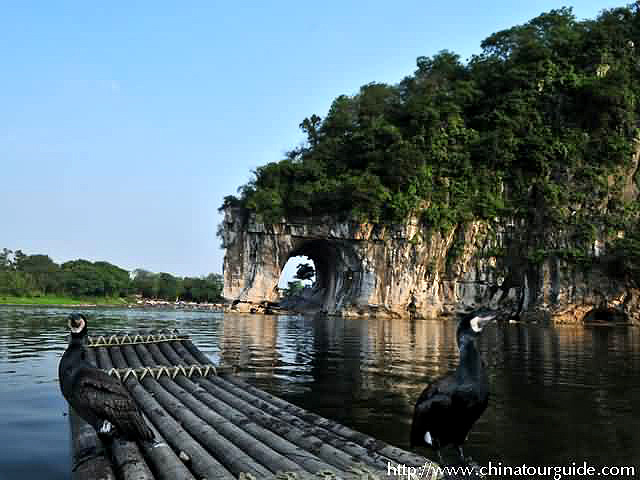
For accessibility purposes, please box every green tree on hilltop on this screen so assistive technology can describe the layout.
[220,5,640,274]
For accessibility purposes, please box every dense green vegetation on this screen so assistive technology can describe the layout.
[222,5,640,272]
[0,248,223,304]
[130,269,223,303]
[605,224,640,286]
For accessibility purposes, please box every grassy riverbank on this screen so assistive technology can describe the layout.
[0,295,129,306]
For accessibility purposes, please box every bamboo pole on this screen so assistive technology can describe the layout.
[96,346,228,480]
[210,374,396,473]
[94,346,112,370]
[84,346,98,367]
[93,347,196,480]
[162,341,394,477]
[83,340,156,480]
[138,342,342,476]
[174,338,428,469]
[155,341,196,366]
[110,438,155,480]
[70,407,115,480]
[147,342,345,475]
[224,376,430,468]
[115,345,273,478]
[180,339,212,365]
[133,343,306,475]
[154,343,367,472]
[198,375,389,476]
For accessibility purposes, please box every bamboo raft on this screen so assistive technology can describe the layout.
[69,331,437,480]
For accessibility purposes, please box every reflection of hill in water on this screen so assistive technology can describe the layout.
[0,306,639,471]
[218,313,278,368]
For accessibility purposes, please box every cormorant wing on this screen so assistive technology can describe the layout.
[416,375,457,405]
[410,377,455,446]
[73,368,153,441]
[451,381,489,414]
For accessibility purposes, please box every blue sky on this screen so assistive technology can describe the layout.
[1,1,624,277]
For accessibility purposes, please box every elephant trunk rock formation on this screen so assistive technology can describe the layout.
[221,206,639,324]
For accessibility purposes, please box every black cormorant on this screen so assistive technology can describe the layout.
[410,308,497,463]
[58,313,154,442]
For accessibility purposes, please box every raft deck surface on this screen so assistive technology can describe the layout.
[70,331,436,480]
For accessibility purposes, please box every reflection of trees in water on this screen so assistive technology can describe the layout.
[478,324,640,464]
[364,318,461,392]
[218,313,278,370]
[0,306,225,362]
[260,316,468,438]
[356,318,461,441]
[1,310,70,363]
[3,307,639,465]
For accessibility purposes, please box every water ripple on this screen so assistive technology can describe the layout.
[0,306,638,479]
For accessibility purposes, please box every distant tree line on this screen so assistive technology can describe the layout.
[0,248,223,303]
[130,269,224,303]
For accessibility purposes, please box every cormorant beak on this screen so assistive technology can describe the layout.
[470,313,497,333]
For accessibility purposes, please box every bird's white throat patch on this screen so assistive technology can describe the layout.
[470,314,494,333]
[69,318,85,334]
[424,431,433,445]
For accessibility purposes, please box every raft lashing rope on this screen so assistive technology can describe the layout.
[105,364,217,381]
[87,330,189,347]
[70,329,440,480]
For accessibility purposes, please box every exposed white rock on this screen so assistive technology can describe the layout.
[221,209,639,324]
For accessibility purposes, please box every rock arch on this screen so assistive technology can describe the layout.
[283,239,362,313]
[221,208,370,315]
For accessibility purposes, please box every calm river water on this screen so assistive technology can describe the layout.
[0,306,638,478]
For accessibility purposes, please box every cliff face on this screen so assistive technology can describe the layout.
[221,207,639,324]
